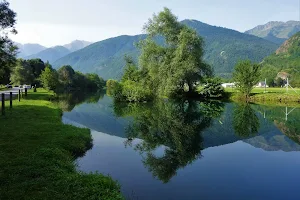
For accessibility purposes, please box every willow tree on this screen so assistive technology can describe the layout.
[139,8,212,97]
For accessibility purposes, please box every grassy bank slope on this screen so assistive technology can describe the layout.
[0,89,123,200]
[227,87,300,104]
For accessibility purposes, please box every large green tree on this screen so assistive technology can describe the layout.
[0,0,18,84]
[10,59,34,85]
[28,59,46,82]
[57,65,75,88]
[139,8,212,97]
[233,60,261,99]
[39,64,58,90]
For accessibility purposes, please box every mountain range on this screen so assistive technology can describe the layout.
[18,20,300,80]
[245,21,300,44]
[17,40,92,63]
[52,20,278,80]
[16,43,46,58]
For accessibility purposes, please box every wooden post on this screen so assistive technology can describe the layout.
[10,92,12,109]
[18,90,21,102]
[1,93,5,116]
[25,88,27,96]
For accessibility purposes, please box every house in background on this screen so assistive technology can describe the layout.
[221,83,235,88]
[256,81,268,88]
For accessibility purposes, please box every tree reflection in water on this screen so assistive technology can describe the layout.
[233,103,260,138]
[55,91,104,111]
[114,100,225,183]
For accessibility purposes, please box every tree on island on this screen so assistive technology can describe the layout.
[233,60,261,99]
[140,7,212,97]
[113,8,214,102]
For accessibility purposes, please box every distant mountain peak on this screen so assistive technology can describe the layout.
[16,43,47,58]
[245,21,300,44]
[63,40,93,52]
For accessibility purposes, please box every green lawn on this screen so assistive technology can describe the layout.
[226,87,300,104]
[226,87,300,94]
[0,89,124,200]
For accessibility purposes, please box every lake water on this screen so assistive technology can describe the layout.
[62,94,300,200]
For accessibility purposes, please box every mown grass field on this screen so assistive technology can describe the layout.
[226,87,300,104]
[0,89,123,200]
[226,87,300,94]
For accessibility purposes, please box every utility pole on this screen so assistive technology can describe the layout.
[264,78,266,93]
[286,78,289,93]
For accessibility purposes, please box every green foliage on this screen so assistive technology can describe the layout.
[260,64,278,87]
[137,8,212,97]
[0,0,17,84]
[86,73,105,89]
[200,78,225,98]
[110,55,154,102]
[233,60,261,98]
[106,79,118,90]
[57,65,75,88]
[233,103,260,137]
[10,59,34,85]
[39,65,59,90]
[121,80,153,102]
[121,55,139,82]
[39,64,105,92]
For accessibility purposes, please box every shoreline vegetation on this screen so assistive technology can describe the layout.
[0,89,124,200]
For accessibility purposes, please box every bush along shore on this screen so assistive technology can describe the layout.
[0,89,124,200]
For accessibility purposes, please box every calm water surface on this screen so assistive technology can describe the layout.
[62,94,300,200]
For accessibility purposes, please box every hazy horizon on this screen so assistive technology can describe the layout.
[9,0,300,47]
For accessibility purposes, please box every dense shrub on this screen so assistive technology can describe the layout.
[200,78,225,98]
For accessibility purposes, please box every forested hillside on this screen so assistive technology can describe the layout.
[25,46,71,63]
[261,32,300,86]
[53,20,278,80]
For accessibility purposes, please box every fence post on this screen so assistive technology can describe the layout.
[18,90,21,102]
[25,88,27,96]
[10,92,12,109]
[1,93,5,116]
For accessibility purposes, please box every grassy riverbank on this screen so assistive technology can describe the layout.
[0,89,123,200]
[226,87,300,104]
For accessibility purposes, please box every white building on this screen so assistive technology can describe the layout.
[221,83,235,88]
[256,81,269,88]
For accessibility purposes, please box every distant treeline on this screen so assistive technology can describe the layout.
[7,58,105,91]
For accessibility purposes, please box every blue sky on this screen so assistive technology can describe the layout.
[8,0,300,47]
